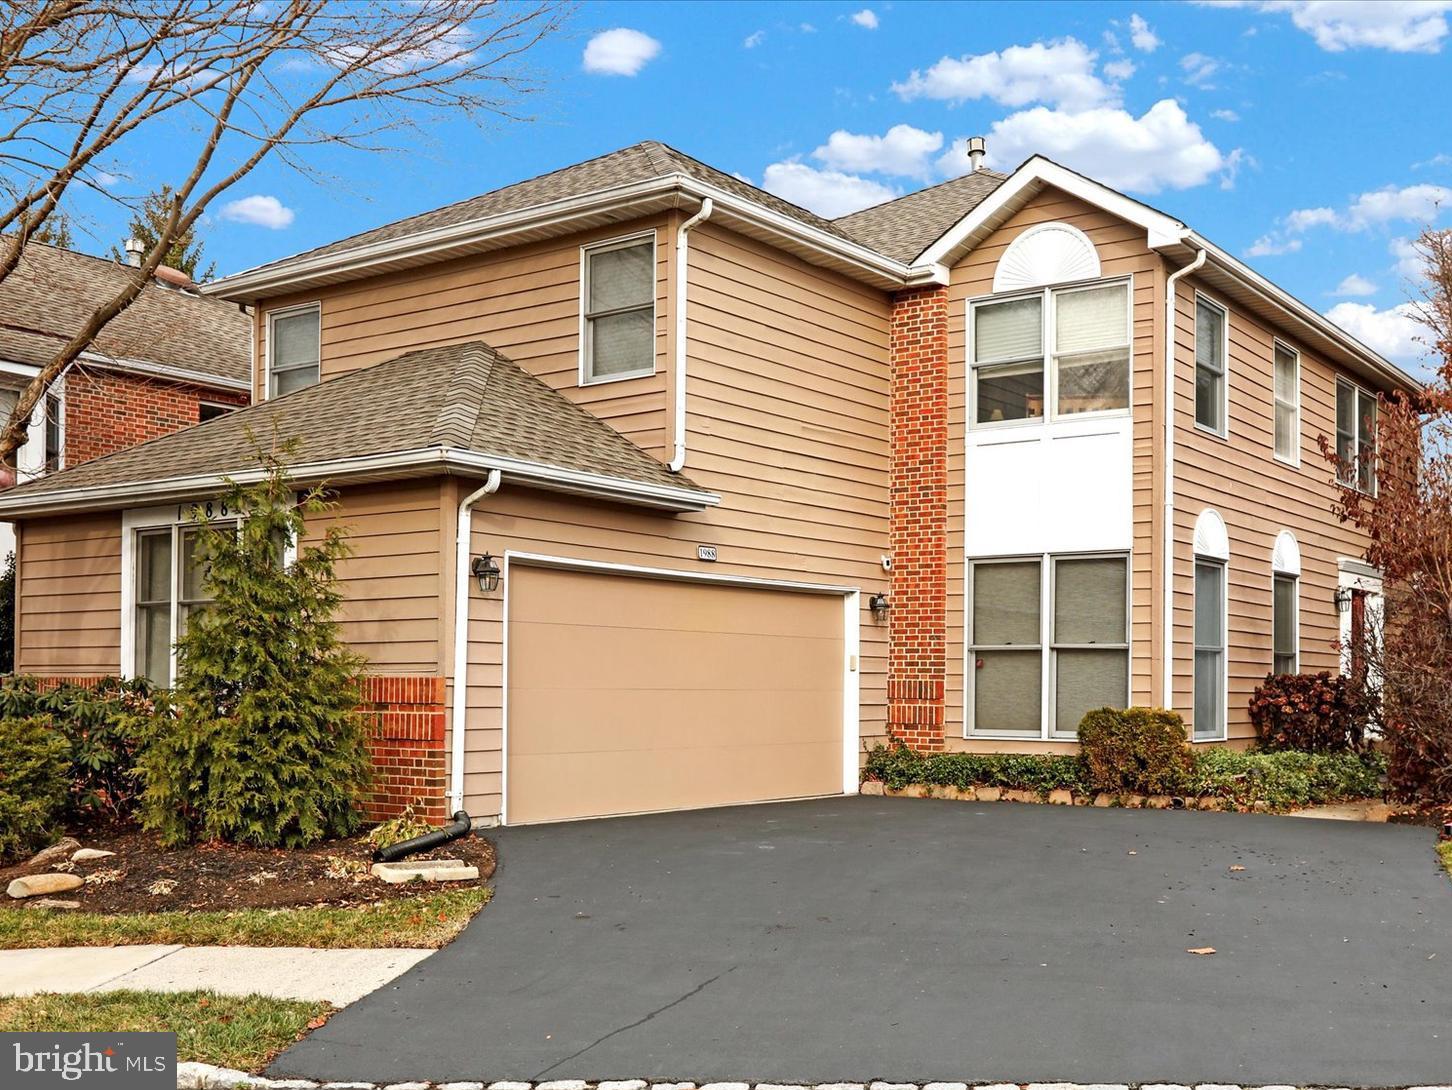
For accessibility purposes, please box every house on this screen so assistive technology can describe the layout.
[0,141,1415,826]
[0,240,251,561]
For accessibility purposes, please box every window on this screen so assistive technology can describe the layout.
[268,305,320,397]
[43,394,61,472]
[1273,572,1298,675]
[130,520,231,686]
[970,280,1129,426]
[582,235,655,383]
[1336,379,1377,494]
[1273,342,1299,463]
[1195,296,1226,435]
[1193,560,1226,740]
[968,553,1129,738]
[198,402,234,423]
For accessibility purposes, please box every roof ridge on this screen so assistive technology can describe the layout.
[430,341,496,447]
[832,169,1009,224]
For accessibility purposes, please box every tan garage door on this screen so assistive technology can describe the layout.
[506,566,845,824]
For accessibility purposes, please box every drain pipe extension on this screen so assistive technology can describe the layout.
[1162,249,1207,710]
[373,809,473,863]
[450,469,501,814]
[669,198,714,473]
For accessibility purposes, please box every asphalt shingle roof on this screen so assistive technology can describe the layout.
[0,241,249,384]
[2,340,705,500]
[833,169,1010,263]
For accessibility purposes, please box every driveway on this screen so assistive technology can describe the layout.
[271,797,1452,1085]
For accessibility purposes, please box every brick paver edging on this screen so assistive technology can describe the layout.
[174,1068,1452,1090]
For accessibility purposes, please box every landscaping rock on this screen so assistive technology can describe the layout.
[1122,794,1146,808]
[975,786,1002,802]
[487,1083,533,1090]
[7,873,84,899]
[1092,793,1114,807]
[370,859,478,884]
[1146,795,1173,810]
[71,848,116,862]
[1196,796,1221,811]
[859,780,885,796]
[536,1082,587,1090]
[890,784,928,798]
[600,1081,648,1090]
[25,837,80,868]
[1047,788,1073,805]
[24,897,80,910]
[381,1083,430,1090]
[437,1084,485,1090]
[651,1083,697,1090]
[1002,788,1038,804]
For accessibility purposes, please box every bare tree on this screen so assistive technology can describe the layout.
[0,0,568,465]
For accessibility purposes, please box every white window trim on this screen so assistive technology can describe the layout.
[1272,339,1300,467]
[578,230,658,387]
[1336,377,1378,496]
[1272,570,1299,675]
[263,301,321,401]
[1192,555,1229,743]
[966,274,1134,432]
[43,388,64,474]
[965,550,1131,741]
[1193,291,1230,440]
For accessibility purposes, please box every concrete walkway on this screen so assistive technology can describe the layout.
[0,945,432,1005]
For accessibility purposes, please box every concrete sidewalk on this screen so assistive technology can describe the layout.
[0,945,432,1005]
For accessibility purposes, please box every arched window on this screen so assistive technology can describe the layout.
[1272,531,1300,674]
[993,222,1101,293]
[1193,510,1228,740]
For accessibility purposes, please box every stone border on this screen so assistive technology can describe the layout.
[174,1067,1452,1090]
[862,780,1278,812]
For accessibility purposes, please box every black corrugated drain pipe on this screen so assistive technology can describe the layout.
[373,810,473,863]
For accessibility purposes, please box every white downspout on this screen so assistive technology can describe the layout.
[449,469,502,814]
[668,197,714,473]
[1162,249,1207,711]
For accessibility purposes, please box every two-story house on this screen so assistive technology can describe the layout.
[0,142,1415,827]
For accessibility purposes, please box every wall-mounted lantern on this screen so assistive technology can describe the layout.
[1333,586,1355,614]
[869,592,891,624]
[471,553,501,593]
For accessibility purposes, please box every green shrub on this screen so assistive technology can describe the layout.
[1077,706,1194,795]
[1189,748,1384,810]
[137,450,369,848]
[863,744,1090,796]
[1249,671,1365,753]
[0,717,70,861]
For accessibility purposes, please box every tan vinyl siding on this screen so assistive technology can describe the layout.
[944,186,1162,749]
[16,513,122,674]
[257,215,675,460]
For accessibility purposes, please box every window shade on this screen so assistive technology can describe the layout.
[1054,557,1126,644]
[1055,284,1127,354]
[974,297,1042,362]
[138,531,171,603]
[1194,562,1223,647]
[1274,346,1297,402]
[972,561,1041,645]
[1195,301,1224,372]
[589,242,653,313]
[589,309,654,377]
[1273,574,1296,670]
[272,310,319,370]
[1055,649,1128,733]
[974,650,1042,734]
[1193,649,1222,740]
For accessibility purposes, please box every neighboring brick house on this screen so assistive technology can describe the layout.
[0,240,250,559]
[0,142,1418,826]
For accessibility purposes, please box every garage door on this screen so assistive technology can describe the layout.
[506,565,846,824]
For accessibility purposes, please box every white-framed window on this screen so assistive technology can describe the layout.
[267,303,321,398]
[1193,559,1227,741]
[1336,378,1377,494]
[968,277,1130,427]
[1272,341,1299,464]
[580,232,656,384]
[43,393,63,472]
[1194,294,1227,437]
[967,552,1130,739]
[1273,572,1298,675]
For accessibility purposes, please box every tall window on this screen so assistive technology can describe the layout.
[1195,296,1226,435]
[582,235,655,383]
[1273,572,1298,675]
[43,394,61,472]
[970,280,1129,426]
[968,553,1129,738]
[268,305,320,397]
[132,521,228,685]
[1273,342,1299,463]
[1193,560,1226,740]
[1336,379,1377,494]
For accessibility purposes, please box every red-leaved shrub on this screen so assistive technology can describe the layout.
[1249,672,1364,753]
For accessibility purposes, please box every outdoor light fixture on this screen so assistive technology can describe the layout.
[471,553,501,593]
[1334,586,1354,614]
[869,592,890,623]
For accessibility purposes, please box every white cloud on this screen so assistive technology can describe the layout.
[812,124,944,180]
[582,28,661,76]
[1283,184,1452,234]
[1286,206,1339,231]
[94,171,121,188]
[1103,58,1137,80]
[893,38,1116,111]
[1325,301,1425,361]
[966,98,1232,193]
[760,161,899,218]
[1415,152,1452,170]
[1180,51,1222,87]
[1390,236,1426,279]
[219,194,294,229]
[1332,273,1379,296]
[1211,108,1240,121]
[743,30,765,48]
[850,9,879,28]
[1246,234,1303,257]
[1129,13,1162,51]
[1202,1,1452,54]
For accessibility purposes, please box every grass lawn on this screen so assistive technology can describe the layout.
[0,886,490,950]
[0,990,329,1072]
[1439,840,1452,880]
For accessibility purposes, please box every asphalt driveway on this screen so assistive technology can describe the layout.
[271,797,1452,1085]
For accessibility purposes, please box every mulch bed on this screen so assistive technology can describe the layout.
[0,821,496,914]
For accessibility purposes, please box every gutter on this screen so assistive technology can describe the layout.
[449,470,501,813]
[669,198,713,473]
[1162,248,1206,712]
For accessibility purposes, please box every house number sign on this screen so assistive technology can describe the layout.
[178,499,232,522]
[697,545,718,562]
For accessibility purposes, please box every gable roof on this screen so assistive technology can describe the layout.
[0,240,249,388]
[0,340,717,517]
[833,169,1009,263]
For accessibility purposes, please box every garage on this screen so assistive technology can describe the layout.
[504,563,849,824]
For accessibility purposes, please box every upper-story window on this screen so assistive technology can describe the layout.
[1194,295,1227,436]
[268,304,320,398]
[43,393,62,472]
[1272,342,1299,464]
[969,279,1129,426]
[582,234,655,384]
[1336,378,1377,494]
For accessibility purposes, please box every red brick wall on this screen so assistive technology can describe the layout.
[62,368,247,467]
[888,286,950,751]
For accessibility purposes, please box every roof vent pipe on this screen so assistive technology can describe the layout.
[122,238,144,268]
[966,136,986,172]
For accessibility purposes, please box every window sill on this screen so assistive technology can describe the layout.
[1273,452,1301,469]
[1192,421,1229,442]
[581,367,656,388]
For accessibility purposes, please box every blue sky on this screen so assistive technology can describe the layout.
[69,1,1452,370]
